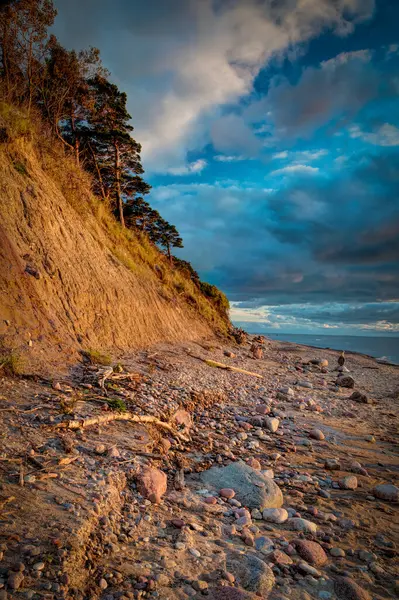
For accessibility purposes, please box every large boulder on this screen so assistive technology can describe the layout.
[200,462,283,510]
[334,577,371,600]
[225,552,275,597]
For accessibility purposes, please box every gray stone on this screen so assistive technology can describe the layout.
[226,552,275,596]
[373,483,399,502]
[262,508,288,523]
[336,375,355,389]
[264,417,279,433]
[200,462,283,510]
[288,518,317,533]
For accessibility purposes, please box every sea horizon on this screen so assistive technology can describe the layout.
[262,332,399,365]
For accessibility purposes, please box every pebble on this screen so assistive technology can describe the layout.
[99,578,108,590]
[32,562,45,571]
[7,572,24,590]
[339,476,358,490]
[265,417,280,433]
[373,483,399,502]
[298,562,321,577]
[309,429,325,441]
[288,518,318,533]
[330,547,345,557]
[295,540,328,566]
[325,458,340,470]
[189,548,201,558]
[220,488,235,499]
[262,508,288,524]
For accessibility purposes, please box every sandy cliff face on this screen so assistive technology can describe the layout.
[0,137,221,369]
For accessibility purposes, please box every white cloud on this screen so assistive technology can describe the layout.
[350,123,399,147]
[214,155,248,162]
[168,159,208,175]
[272,151,289,159]
[270,164,320,176]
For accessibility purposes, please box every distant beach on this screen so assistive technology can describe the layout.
[264,333,399,365]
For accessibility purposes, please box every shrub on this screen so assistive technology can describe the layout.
[82,349,112,366]
[0,350,24,376]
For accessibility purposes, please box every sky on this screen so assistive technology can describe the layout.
[53,0,399,335]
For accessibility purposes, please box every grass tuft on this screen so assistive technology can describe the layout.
[0,350,24,376]
[82,349,112,366]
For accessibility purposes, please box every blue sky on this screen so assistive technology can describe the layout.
[53,0,399,335]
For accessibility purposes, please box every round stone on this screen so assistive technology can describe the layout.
[334,577,371,600]
[262,508,288,524]
[339,476,358,490]
[373,483,399,502]
[309,429,325,441]
[288,518,318,533]
[295,540,328,566]
[220,488,235,499]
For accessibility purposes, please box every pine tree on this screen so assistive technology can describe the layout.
[157,219,183,262]
[84,75,150,227]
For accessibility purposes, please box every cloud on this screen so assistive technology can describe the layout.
[270,164,320,176]
[53,0,375,172]
[168,159,207,175]
[272,151,289,159]
[214,155,248,162]
[350,123,399,146]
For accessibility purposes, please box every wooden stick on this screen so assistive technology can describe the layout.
[204,358,263,379]
[54,413,189,442]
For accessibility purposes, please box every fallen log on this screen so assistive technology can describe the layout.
[54,413,189,442]
[188,354,263,378]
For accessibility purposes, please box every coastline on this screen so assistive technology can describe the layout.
[267,336,399,367]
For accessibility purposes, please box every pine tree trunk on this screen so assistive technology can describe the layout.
[114,140,125,227]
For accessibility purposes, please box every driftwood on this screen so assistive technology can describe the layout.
[54,412,189,442]
[188,353,263,379]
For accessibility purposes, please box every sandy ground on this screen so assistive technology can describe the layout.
[0,336,398,600]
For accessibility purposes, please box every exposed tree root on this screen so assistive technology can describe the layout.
[188,353,263,378]
[54,412,190,442]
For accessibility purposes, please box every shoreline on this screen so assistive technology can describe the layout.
[263,333,399,367]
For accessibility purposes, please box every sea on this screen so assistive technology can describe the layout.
[264,333,399,365]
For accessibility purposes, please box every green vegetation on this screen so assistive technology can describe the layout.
[105,397,127,412]
[0,350,24,376]
[82,349,112,366]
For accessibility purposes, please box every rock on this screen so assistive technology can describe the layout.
[160,438,172,453]
[336,375,355,389]
[247,458,261,470]
[319,359,328,367]
[226,552,275,597]
[373,483,399,502]
[298,562,321,577]
[224,351,236,358]
[264,417,279,433]
[279,386,294,397]
[207,587,255,600]
[325,458,340,470]
[107,446,120,458]
[295,540,328,566]
[288,518,317,533]
[252,347,263,359]
[270,550,293,565]
[189,548,201,558]
[365,435,375,443]
[7,572,24,590]
[334,577,371,600]
[255,405,270,415]
[95,444,106,455]
[32,562,45,571]
[171,409,192,431]
[309,429,325,441]
[350,462,368,476]
[297,381,313,389]
[350,391,371,404]
[254,536,274,555]
[137,467,167,503]
[193,580,208,591]
[330,548,345,557]
[220,488,235,499]
[99,578,108,590]
[0,590,7,600]
[262,508,288,524]
[200,462,283,510]
[339,476,358,490]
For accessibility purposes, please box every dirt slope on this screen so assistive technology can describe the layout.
[0,133,223,371]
